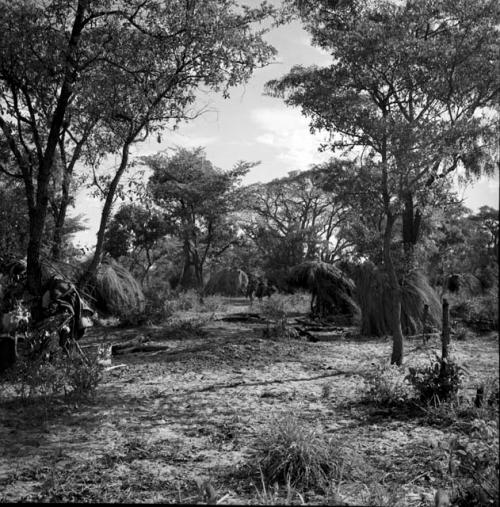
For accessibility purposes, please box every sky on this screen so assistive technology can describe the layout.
[72,14,499,248]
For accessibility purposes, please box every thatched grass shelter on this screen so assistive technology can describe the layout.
[354,262,440,337]
[204,268,249,297]
[90,258,145,317]
[288,261,360,322]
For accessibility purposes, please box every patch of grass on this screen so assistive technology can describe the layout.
[0,345,102,405]
[361,363,414,406]
[249,413,344,493]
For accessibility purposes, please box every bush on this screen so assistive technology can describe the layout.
[450,419,499,507]
[451,291,498,332]
[1,345,102,403]
[406,354,466,405]
[362,363,414,406]
[260,296,289,338]
[250,414,343,492]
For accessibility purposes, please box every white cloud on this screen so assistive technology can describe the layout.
[251,107,330,172]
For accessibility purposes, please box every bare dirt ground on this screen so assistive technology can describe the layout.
[0,298,498,504]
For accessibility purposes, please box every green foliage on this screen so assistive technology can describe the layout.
[241,167,355,276]
[250,414,343,492]
[406,355,466,405]
[145,147,256,289]
[0,0,277,292]
[449,418,499,507]
[363,364,414,406]
[451,291,499,332]
[104,203,169,261]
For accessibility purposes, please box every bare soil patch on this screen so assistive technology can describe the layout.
[0,298,498,504]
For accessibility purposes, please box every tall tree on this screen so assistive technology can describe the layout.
[0,0,276,295]
[242,165,355,279]
[267,0,499,364]
[146,147,255,290]
[104,202,171,284]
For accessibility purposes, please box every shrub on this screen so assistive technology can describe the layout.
[250,414,343,492]
[260,296,289,338]
[406,354,467,405]
[362,363,414,406]
[65,354,102,400]
[449,420,499,507]
[451,291,498,332]
[1,345,102,403]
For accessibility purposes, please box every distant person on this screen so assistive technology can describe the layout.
[246,276,257,304]
[255,278,265,302]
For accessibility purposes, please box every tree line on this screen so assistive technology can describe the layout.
[0,0,498,367]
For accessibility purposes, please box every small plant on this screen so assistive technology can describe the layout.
[1,344,102,403]
[250,414,343,492]
[64,354,102,401]
[321,383,332,399]
[362,363,413,406]
[448,421,499,507]
[406,354,467,405]
[260,296,294,338]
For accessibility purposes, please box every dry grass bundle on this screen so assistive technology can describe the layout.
[288,261,359,321]
[204,268,248,297]
[354,263,440,337]
[92,258,145,317]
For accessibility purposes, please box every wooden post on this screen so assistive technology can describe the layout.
[422,303,429,344]
[441,298,450,376]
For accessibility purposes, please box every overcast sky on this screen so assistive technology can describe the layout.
[72,16,499,248]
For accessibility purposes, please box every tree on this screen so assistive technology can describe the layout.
[0,0,276,295]
[267,0,499,364]
[241,166,355,282]
[104,202,171,284]
[145,147,255,290]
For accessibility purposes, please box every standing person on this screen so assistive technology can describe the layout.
[246,275,257,304]
[255,278,265,302]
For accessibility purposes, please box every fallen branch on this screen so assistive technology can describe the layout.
[112,343,172,355]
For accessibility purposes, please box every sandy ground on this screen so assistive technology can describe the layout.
[0,298,498,504]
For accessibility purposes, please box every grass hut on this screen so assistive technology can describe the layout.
[90,258,145,317]
[354,262,440,337]
[288,261,360,323]
[204,268,249,297]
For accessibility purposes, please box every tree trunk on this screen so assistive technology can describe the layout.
[51,172,72,261]
[79,142,131,288]
[25,0,87,295]
[384,213,405,366]
[440,298,450,376]
[179,234,204,290]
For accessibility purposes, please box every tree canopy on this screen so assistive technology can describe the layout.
[267,0,499,364]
